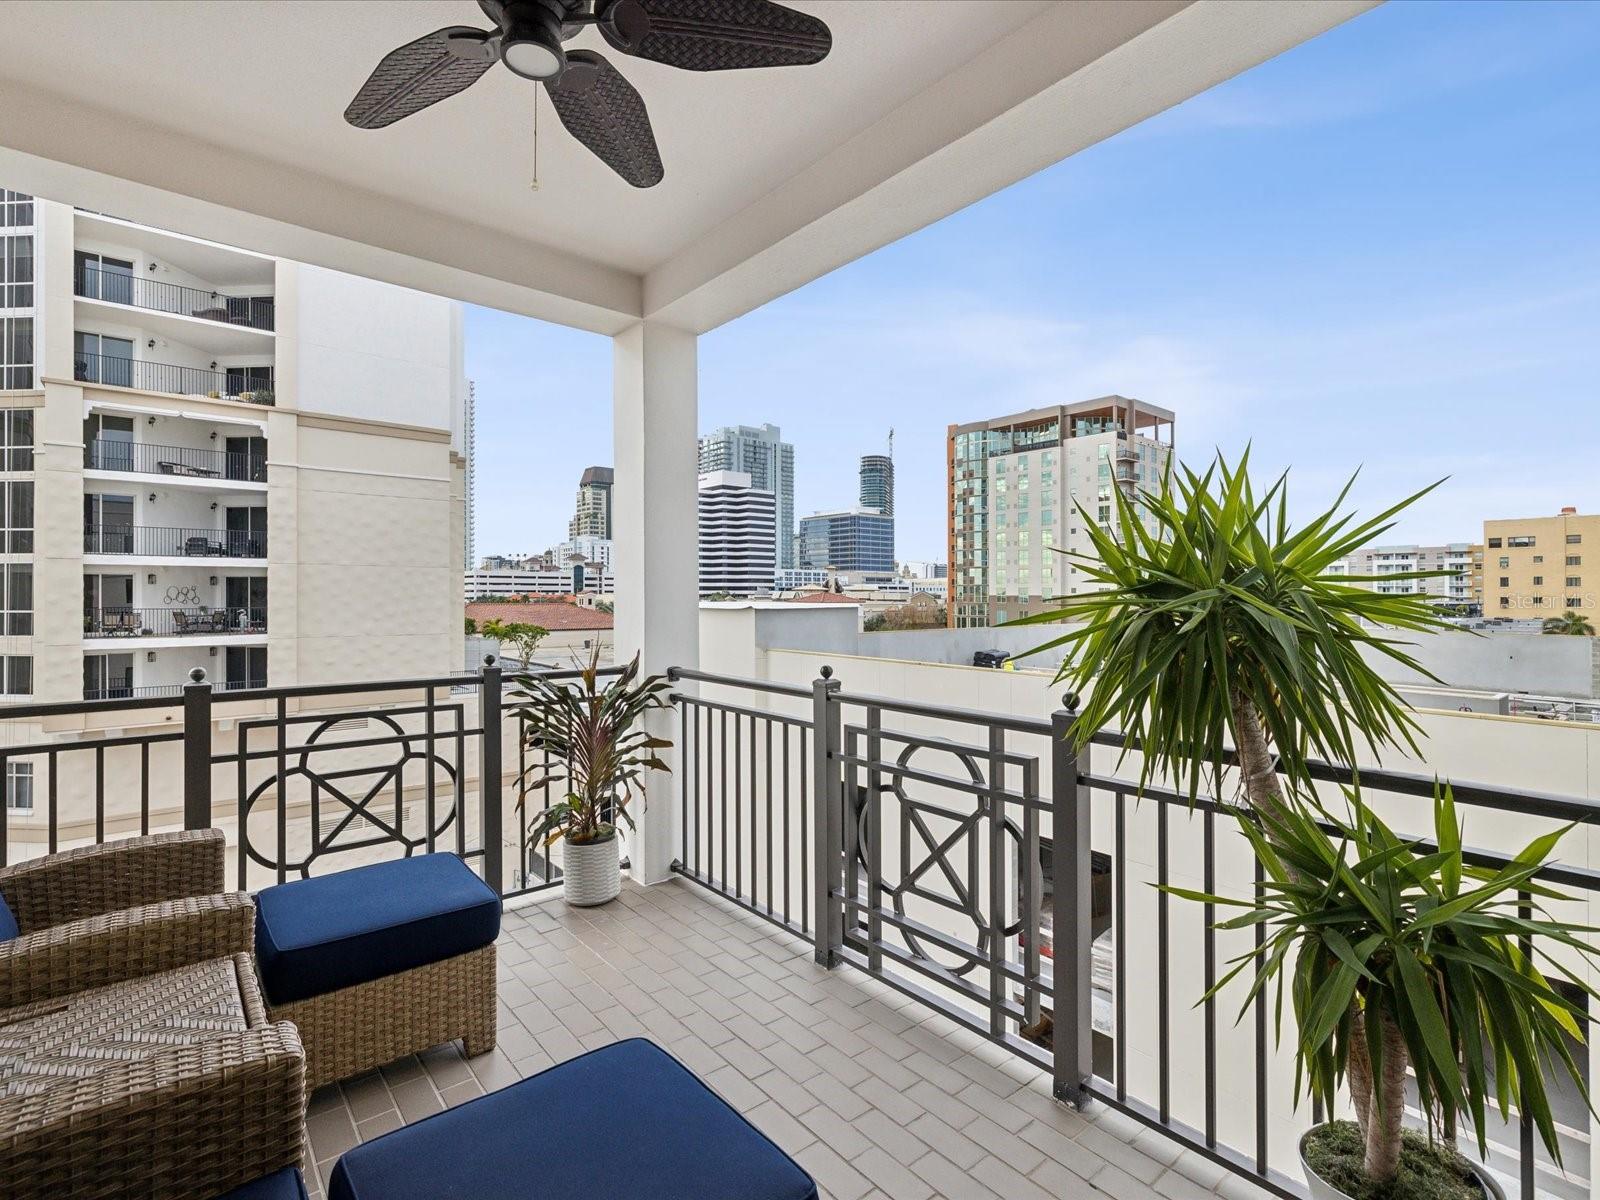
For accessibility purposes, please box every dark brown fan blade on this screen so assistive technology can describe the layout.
[345,26,498,130]
[599,0,831,71]
[544,51,664,188]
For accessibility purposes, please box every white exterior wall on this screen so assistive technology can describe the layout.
[698,469,776,597]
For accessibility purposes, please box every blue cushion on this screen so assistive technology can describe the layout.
[254,853,500,1006]
[328,1039,818,1200]
[210,1167,308,1200]
[0,890,17,942]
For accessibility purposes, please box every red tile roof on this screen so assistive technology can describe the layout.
[467,600,614,631]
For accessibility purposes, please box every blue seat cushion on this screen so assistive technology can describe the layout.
[254,853,500,1006]
[210,1167,308,1200]
[0,890,17,942]
[328,1039,818,1200]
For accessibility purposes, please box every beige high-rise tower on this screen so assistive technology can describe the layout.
[0,188,467,705]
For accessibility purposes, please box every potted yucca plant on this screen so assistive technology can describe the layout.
[508,646,671,907]
[1172,789,1597,1200]
[1020,453,1598,1197]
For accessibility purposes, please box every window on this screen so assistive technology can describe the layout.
[1532,576,1543,586]
[0,190,32,228]
[1487,537,1502,548]
[1533,555,1544,564]
[2,655,31,695]
[1499,556,1509,569]
[0,236,32,308]
[1499,577,1510,587]
[0,409,31,470]
[1566,577,1581,587]
[5,761,31,813]
[1568,598,1585,609]
[74,332,135,388]
[1567,534,1582,544]
[1567,556,1581,566]
[1499,597,1510,608]
[74,251,134,304]
[0,316,30,389]
[1508,536,1535,547]
[2,563,30,635]
[1,480,31,551]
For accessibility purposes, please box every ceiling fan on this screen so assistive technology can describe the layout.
[344,0,833,189]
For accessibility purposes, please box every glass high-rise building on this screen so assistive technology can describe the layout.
[698,423,795,569]
[797,508,894,576]
[947,396,1174,628]
[859,454,894,516]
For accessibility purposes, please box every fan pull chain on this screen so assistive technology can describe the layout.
[530,90,541,192]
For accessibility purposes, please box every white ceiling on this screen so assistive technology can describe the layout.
[0,1,1376,334]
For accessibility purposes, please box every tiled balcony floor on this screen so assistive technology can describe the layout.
[302,879,1271,1200]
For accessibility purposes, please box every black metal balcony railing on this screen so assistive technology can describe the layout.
[83,607,267,638]
[85,438,267,482]
[75,266,274,331]
[75,353,275,405]
[665,666,1600,1200]
[2,661,1594,1200]
[83,524,267,558]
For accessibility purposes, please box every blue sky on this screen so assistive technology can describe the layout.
[466,0,1600,562]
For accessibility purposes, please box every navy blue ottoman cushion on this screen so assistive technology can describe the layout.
[210,1167,309,1200]
[327,1039,818,1200]
[254,853,500,1006]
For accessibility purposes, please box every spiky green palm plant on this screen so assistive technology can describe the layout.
[1172,788,1598,1188]
[1017,451,1456,826]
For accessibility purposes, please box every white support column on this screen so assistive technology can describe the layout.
[613,320,698,885]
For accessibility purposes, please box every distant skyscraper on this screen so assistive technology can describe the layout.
[462,380,476,571]
[859,453,894,516]
[947,396,1175,628]
[568,466,614,539]
[698,471,777,597]
[698,424,795,569]
[797,509,895,576]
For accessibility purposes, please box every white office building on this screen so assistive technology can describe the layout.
[0,189,467,701]
[464,562,612,601]
[698,424,795,570]
[698,470,776,597]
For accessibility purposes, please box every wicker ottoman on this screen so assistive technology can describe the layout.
[328,1039,819,1200]
[253,854,501,1092]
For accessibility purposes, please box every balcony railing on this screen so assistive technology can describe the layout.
[83,524,268,558]
[3,661,1594,1199]
[665,665,1600,1200]
[85,438,267,482]
[82,678,267,701]
[75,266,274,331]
[76,352,275,404]
[83,606,267,638]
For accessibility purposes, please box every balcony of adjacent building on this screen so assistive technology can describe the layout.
[81,643,265,700]
[84,409,268,489]
[71,211,275,368]
[83,567,266,651]
[83,490,267,566]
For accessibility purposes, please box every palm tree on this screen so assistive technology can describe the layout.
[1542,609,1595,636]
[1018,451,1455,822]
[1016,451,1463,1181]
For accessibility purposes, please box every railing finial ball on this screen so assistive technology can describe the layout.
[483,654,497,668]
[820,664,833,680]
[188,667,207,684]
[1063,690,1079,712]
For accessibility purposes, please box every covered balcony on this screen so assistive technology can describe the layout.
[1,3,1592,1200]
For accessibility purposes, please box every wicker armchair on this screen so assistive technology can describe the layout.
[0,953,306,1200]
[0,828,253,1008]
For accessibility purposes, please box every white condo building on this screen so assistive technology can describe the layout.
[0,190,467,702]
[697,470,776,597]
[1334,543,1479,607]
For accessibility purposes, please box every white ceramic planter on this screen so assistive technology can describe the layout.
[563,835,621,907]
[1299,1127,1506,1200]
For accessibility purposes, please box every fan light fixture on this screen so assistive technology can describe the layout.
[501,6,565,81]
